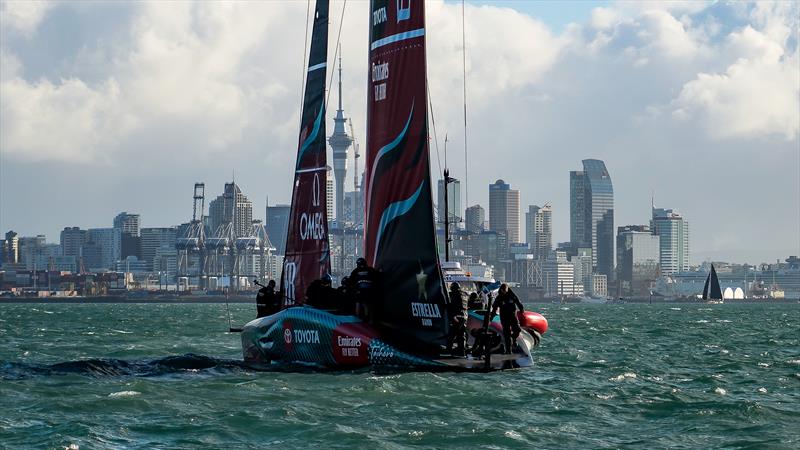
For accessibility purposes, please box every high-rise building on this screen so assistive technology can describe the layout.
[570,159,614,278]
[526,204,552,259]
[437,177,462,228]
[651,207,690,275]
[266,204,291,255]
[616,225,660,296]
[141,227,178,270]
[326,172,335,223]
[2,230,19,264]
[543,250,578,296]
[87,228,121,269]
[328,55,353,223]
[113,212,140,236]
[464,204,485,233]
[60,227,87,258]
[488,179,520,244]
[208,182,253,238]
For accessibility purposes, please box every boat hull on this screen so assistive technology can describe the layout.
[241,307,537,371]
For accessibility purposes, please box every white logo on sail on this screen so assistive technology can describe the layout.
[284,262,297,305]
[312,172,321,207]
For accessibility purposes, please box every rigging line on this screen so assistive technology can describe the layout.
[426,81,443,177]
[299,0,312,115]
[462,0,469,208]
[326,0,348,109]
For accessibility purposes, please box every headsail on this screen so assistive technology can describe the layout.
[281,0,331,307]
[365,0,448,350]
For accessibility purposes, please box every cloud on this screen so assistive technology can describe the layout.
[0,0,54,36]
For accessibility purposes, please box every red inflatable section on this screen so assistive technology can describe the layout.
[518,311,548,334]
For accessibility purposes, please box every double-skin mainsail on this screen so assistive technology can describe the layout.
[281,0,331,307]
[365,0,449,352]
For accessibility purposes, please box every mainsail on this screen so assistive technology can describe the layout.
[702,264,723,300]
[365,0,449,350]
[281,0,331,307]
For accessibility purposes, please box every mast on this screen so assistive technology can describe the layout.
[280,0,331,307]
[366,0,449,351]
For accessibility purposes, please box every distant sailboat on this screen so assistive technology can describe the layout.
[702,264,723,303]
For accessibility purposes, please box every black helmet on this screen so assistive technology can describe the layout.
[322,274,333,284]
[450,282,460,291]
[356,257,367,268]
[341,276,349,285]
[267,280,276,287]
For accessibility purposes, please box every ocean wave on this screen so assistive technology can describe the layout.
[108,390,141,398]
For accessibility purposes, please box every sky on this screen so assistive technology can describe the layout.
[1,0,798,265]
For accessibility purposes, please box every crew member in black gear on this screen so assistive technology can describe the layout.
[467,292,483,310]
[256,279,279,318]
[446,282,468,357]
[490,283,525,354]
[349,258,380,322]
[306,274,339,310]
[337,276,357,315]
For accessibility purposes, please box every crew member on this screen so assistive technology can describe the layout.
[306,274,338,310]
[467,292,483,310]
[337,276,357,315]
[446,282,468,357]
[349,258,380,322]
[490,283,525,354]
[256,279,279,318]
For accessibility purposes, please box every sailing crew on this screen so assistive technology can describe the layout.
[337,276,357,315]
[256,280,279,318]
[349,258,380,322]
[467,292,482,310]
[446,282,468,357]
[490,283,525,354]
[306,274,339,310]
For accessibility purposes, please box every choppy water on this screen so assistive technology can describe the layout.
[1,302,798,449]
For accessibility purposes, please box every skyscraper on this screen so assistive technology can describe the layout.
[489,179,520,244]
[526,204,552,259]
[616,225,660,296]
[208,182,253,238]
[141,227,178,270]
[113,212,140,236]
[60,227,87,258]
[88,228,122,269]
[570,159,614,278]
[266,204,291,255]
[464,204,485,233]
[437,177,462,228]
[328,54,353,223]
[651,207,690,275]
[2,230,19,264]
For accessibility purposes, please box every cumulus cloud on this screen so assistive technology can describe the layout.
[0,0,54,36]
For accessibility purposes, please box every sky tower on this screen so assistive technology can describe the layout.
[328,50,352,224]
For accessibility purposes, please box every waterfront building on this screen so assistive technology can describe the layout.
[2,231,19,265]
[571,247,592,296]
[570,159,614,278]
[113,212,140,236]
[208,182,253,238]
[651,207,690,275]
[616,225,660,297]
[266,203,291,255]
[526,204,552,260]
[543,250,578,296]
[88,228,122,269]
[60,227,87,258]
[141,227,178,271]
[489,179,520,244]
[81,240,105,271]
[437,177,462,228]
[592,274,608,297]
[464,205,485,233]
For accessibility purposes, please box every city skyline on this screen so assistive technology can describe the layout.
[1,1,798,264]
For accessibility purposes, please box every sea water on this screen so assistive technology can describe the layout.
[1,302,798,448]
